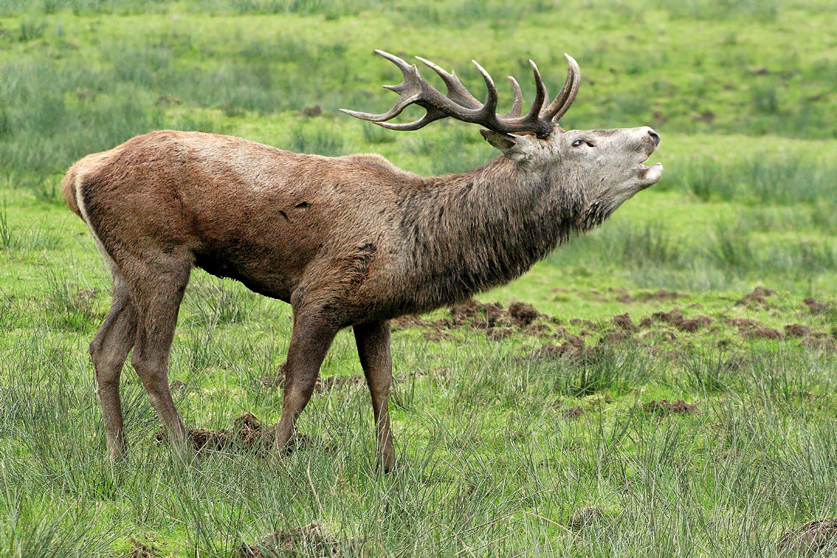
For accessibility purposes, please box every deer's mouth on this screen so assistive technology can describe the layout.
[637,159,663,186]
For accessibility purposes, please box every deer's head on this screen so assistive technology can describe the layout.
[343,50,663,229]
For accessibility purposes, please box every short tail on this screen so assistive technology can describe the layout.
[62,164,82,218]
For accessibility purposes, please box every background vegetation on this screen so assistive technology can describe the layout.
[1,0,836,556]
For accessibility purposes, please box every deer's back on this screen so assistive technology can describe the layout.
[68,131,421,310]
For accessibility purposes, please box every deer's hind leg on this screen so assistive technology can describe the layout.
[90,270,138,460]
[354,321,394,472]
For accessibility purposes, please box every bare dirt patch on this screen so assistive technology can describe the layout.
[804,297,835,316]
[240,523,341,558]
[531,335,587,359]
[735,286,774,309]
[650,308,713,332]
[744,327,784,340]
[125,539,158,558]
[568,507,605,530]
[644,399,699,416]
[800,337,837,353]
[613,313,639,332]
[508,301,546,326]
[778,518,837,557]
[561,405,584,419]
[724,318,783,340]
[186,412,274,453]
[392,298,559,341]
[616,289,687,303]
[785,324,814,338]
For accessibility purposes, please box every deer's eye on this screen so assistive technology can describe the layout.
[571,139,584,147]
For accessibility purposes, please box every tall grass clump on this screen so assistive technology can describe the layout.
[672,155,837,205]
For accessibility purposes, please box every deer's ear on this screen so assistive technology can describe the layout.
[480,130,535,162]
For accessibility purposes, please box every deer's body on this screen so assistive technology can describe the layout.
[64,52,662,470]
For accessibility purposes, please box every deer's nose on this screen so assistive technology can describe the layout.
[647,128,661,147]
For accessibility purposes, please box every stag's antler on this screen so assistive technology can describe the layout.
[342,50,580,139]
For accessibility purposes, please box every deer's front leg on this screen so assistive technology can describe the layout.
[275,307,340,454]
[353,321,394,472]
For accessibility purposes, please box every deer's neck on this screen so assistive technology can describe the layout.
[400,156,582,310]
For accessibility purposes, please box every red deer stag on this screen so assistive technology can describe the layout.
[63,50,662,470]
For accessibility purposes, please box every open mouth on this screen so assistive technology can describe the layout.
[637,158,664,184]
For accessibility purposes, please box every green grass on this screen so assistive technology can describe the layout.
[2,0,837,556]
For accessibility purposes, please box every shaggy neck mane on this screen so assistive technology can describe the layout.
[398,155,583,310]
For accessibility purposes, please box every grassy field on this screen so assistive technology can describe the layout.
[2,0,837,556]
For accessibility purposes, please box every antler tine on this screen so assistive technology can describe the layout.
[340,50,427,124]
[542,54,581,123]
[502,76,523,118]
[470,60,500,122]
[520,60,549,122]
[416,56,482,109]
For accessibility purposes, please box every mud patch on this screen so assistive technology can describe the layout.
[392,298,559,341]
[125,539,158,558]
[530,335,587,359]
[804,297,835,316]
[568,507,605,530]
[785,324,813,338]
[644,399,698,416]
[616,289,687,303]
[735,286,774,309]
[561,405,584,419]
[508,301,546,326]
[187,412,274,453]
[743,327,784,340]
[800,337,837,353]
[240,523,341,557]
[169,380,187,393]
[613,313,639,332]
[778,518,837,556]
[650,308,713,332]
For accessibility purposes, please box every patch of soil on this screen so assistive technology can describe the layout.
[616,289,687,303]
[186,412,274,453]
[568,507,605,530]
[735,286,775,309]
[600,329,633,345]
[742,327,784,341]
[651,309,713,332]
[644,399,698,416]
[392,298,558,340]
[240,523,340,558]
[785,324,813,338]
[261,375,283,389]
[804,297,834,316]
[169,380,187,393]
[778,518,837,556]
[561,405,584,419]
[508,301,546,326]
[800,337,837,353]
[125,539,158,558]
[727,318,759,329]
[613,313,639,332]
